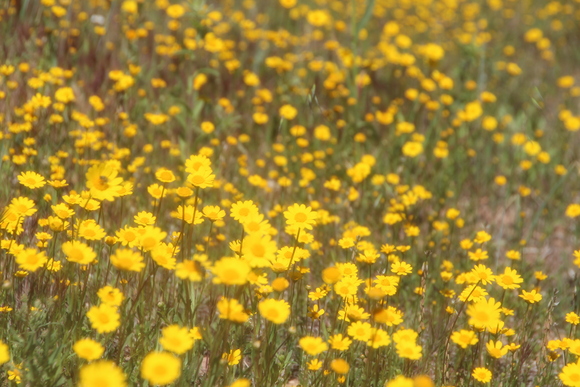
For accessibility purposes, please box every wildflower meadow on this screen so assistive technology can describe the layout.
[2,0,580,386]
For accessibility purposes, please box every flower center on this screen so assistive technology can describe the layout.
[294,213,307,222]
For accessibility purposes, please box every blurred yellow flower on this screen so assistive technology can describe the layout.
[141,352,181,386]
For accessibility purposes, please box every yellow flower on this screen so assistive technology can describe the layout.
[212,257,251,285]
[115,226,139,247]
[87,304,120,333]
[396,341,422,360]
[160,325,194,355]
[97,286,125,307]
[137,226,167,252]
[222,349,241,365]
[62,241,96,265]
[52,203,74,219]
[367,328,391,348]
[506,62,522,76]
[228,379,250,387]
[314,125,331,141]
[284,204,318,231]
[519,289,542,303]
[8,196,36,217]
[141,352,181,386]
[242,214,272,236]
[151,243,177,270]
[200,121,215,134]
[258,299,291,324]
[155,168,176,183]
[187,164,215,188]
[566,204,580,218]
[134,211,156,226]
[374,306,404,326]
[230,200,259,222]
[175,186,193,198]
[473,230,491,243]
[217,298,249,323]
[202,205,225,221]
[192,73,208,90]
[467,297,502,331]
[73,338,104,360]
[328,334,352,351]
[110,248,145,272]
[89,95,105,111]
[374,275,399,294]
[567,312,580,325]
[253,112,268,124]
[307,358,323,371]
[241,234,277,268]
[392,329,419,346]
[0,340,9,365]
[558,76,575,88]
[17,171,46,189]
[461,100,483,121]
[385,375,414,387]
[144,112,169,125]
[495,267,523,289]
[54,87,75,103]
[560,358,580,386]
[299,336,328,356]
[391,261,412,276]
[279,0,296,8]
[272,277,290,292]
[347,321,372,342]
[189,327,202,341]
[243,71,260,86]
[170,205,204,225]
[279,104,298,120]
[79,360,126,387]
[472,367,492,383]
[468,248,489,261]
[16,248,47,272]
[451,330,478,349]
[75,219,106,241]
[166,4,185,18]
[470,264,495,285]
[486,340,509,358]
[330,358,350,374]
[85,162,124,202]
[401,141,423,157]
[175,259,203,282]
[306,9,329,27]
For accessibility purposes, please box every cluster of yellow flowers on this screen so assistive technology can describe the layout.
[1,0,580,386]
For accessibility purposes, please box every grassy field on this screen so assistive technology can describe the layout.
[1,0,580,386]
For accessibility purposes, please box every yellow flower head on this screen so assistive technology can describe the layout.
[212,257,251,285]
[467,297,502,331]
[79,360,126,387]
[0,341,9,365]
[330,358,350,374]
[141,352,181,386]
[110,248,145,272]
[86,304,120,333]
[85,162,124,202]
[472,367,492,383]
[159,325,194,355]
[284,204,318,231]
[16,248,47,272]
[258,298,291,324]
[73,338,104,361]
[299,336,328,356]
[97,286,125,307]
[17,171,46,189]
